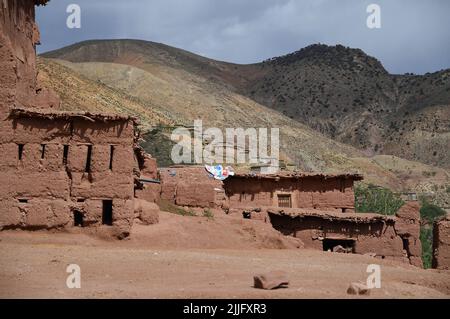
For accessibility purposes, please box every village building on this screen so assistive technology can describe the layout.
[0,0,158,238]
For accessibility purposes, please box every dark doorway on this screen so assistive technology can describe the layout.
[73,210,84,227]
[323,238,355,253]
[402,237,411,257]
[102,200,113,225]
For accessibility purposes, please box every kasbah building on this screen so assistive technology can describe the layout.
[1,0,449,269]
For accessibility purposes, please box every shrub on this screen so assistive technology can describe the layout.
[202,208,214,220]
[158,200,196,217]
[355,184,404,215]
[420,226,433,269]
[419,198,446,224]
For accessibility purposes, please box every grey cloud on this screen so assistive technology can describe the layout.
[36,0,450,74]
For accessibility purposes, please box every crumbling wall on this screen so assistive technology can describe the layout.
[224,176,355,212]
[0,0,56,116]
[0,113,136,238]
[159,166,224,208]
[134,153,160,203]
[432,215,450,270]
[394,201,423,267]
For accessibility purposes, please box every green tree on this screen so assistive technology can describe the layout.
[354,184,404,215]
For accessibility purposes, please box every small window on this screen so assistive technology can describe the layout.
[341,208,347,213]
[18,198,28,204]
[102,200,113,226]
[109,145,115,170]
[63,145,69,165]
[85,145,92,172]
[277,194,292,208]
[18,144,24,160]
[41,144,46,159]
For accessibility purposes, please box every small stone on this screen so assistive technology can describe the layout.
[347,282,371,295]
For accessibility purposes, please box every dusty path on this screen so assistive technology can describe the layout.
[1,234,449,298]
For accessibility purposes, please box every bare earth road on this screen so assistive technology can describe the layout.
[0,212,449,298]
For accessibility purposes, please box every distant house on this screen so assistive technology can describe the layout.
[223,172,363,213]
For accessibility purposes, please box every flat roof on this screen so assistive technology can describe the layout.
[266,207,395,223]
[9,107,139,124]
[231,171,364,181]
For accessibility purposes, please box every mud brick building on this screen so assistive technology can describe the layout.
[222,174,423,267]
[223,172,362,213]
[0,0,147,237]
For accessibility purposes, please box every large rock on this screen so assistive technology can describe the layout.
[134,199,159,225]
[253,271,289,290]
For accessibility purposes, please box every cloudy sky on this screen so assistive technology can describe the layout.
[37,0,450,74]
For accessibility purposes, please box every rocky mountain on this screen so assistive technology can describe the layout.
[241,44,450,169]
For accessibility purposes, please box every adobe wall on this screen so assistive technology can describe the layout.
[432,215,450,270]
[0,115,136,238]
[159,166,225,208]
[224,177,355,212]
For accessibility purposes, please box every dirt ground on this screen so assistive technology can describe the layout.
[0,211,449,298]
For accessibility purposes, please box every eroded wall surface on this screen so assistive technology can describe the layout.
[433,215,450,270]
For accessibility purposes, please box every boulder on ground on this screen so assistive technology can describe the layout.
[134,199,159,225]
[347,282,370,295]
[253,271,289,290]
